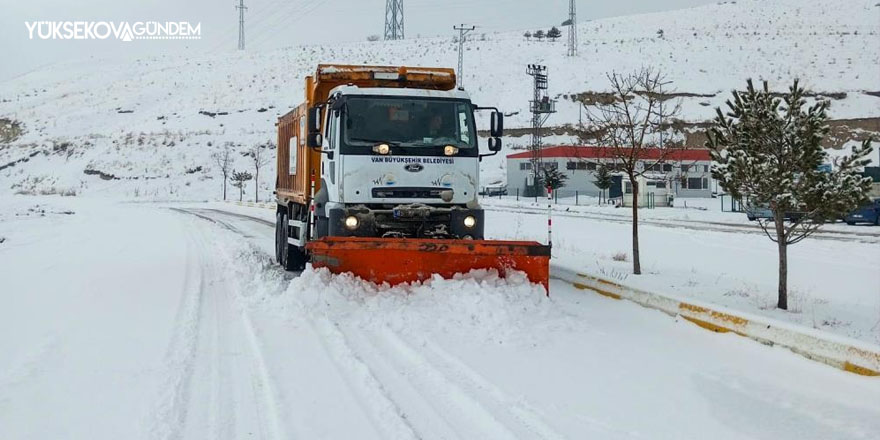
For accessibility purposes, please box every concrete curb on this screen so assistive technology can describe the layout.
[553,269,880,377]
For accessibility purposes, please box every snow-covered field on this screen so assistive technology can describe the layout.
[1,0,878,196]
[1,196,879,440]
[477,196,880,346]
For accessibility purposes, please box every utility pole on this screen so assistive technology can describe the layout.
[384,0,405,40]
[236,0,247,50]
[526,64,556,196]
[454,24,475,88]
[567,0,577,56]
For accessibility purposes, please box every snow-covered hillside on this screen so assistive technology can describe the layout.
[0,0,878,198]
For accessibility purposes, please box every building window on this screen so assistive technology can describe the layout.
[703,165,709,173]
[685,177,707,190]
[654,181,667,189]
[519,162,532,171]
[566,161,589,170]
[663,164,673,172]
[681,164,690,173]
[587,162,597,171]
[543,162,558,171]
[624,182,633,194]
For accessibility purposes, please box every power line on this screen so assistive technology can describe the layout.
[384,0,404,40]
[236,0,247,50]
[453,24,475,89]
[247,0,327,48]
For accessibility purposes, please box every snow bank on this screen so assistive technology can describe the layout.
[282,266,559,346]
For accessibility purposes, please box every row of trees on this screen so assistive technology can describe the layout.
[213,141,273,202]
[524,27,562,42]
[577,68,873,310]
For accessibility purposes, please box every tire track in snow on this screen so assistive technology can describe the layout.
[146,217,206,440]
[153,209,287,440]
[343,324,524,440]
[389,330,567,440]
[307,316,421,440]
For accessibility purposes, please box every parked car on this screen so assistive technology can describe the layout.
[845,199,880,225]
[481,185,507,196]
[744,203,803,222]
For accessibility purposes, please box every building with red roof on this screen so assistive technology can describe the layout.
[505,145,715,199]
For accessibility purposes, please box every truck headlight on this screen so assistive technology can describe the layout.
[463,215,476,228]
[444,145,459,156]
[344,216,359,230]
[373,143,391,155]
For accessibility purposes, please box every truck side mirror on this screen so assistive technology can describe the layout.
[488,137,502,152]
[307,106,323,148]
[308,106,322,133]
[490,112,504,137]
[307,133,322,148]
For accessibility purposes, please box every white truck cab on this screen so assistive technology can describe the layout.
[311,85,502,240]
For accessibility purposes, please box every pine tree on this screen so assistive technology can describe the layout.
[231,169,253,202]
[524,31,532,41]
[541,167,568,191]
[707,79,874,310]
[534,29,545,41]
[547,26,562,41]
[594,163,613,203]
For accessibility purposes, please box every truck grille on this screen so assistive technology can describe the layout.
[372,187,445,199]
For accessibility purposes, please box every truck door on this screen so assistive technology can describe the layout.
[322,109,340,202]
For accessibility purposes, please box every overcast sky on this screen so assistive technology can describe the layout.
[2,0,721,81]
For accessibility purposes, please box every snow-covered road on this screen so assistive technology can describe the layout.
[1,198,879,439]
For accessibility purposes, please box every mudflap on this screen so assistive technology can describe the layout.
[306,237,551,294]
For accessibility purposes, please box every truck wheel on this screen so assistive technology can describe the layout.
[845,221,855,226]
[280,212,307,271]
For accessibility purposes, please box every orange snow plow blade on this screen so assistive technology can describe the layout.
[307,237,551,293]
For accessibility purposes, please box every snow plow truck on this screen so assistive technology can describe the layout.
[274,65,550,290]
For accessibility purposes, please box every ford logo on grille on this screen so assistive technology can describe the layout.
[404,164,424,173]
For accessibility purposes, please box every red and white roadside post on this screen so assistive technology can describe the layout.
[309,172,317,239]
[546,186,553,251]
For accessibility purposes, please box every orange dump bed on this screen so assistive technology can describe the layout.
[307,237,551,294]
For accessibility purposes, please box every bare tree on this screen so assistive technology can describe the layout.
[246,142,272,203]
[581,68,682,274]
[212,144,233,201]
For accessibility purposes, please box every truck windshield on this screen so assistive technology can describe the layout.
[342,97,476,152]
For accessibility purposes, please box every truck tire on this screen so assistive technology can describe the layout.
[280,212,307,271]
[275,211,283,264]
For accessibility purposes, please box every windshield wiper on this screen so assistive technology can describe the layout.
[348,138,401,146]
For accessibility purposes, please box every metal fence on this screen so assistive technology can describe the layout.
[481,188,620,207]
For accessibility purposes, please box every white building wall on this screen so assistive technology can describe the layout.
[505,156,715,198]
